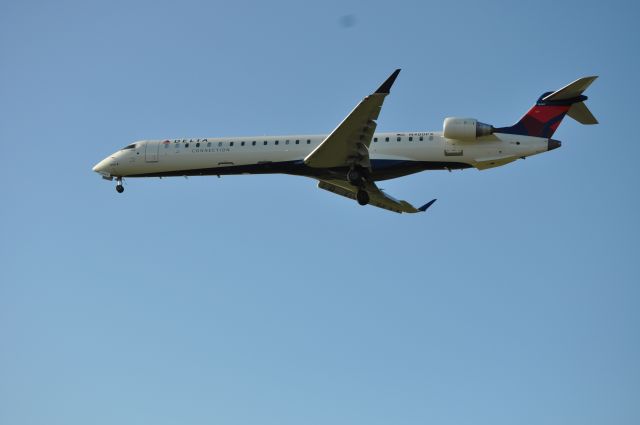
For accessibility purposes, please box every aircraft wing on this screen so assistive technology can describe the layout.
[317,179,436,214]
[304,69,401,170]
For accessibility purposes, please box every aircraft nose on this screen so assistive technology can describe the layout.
[92,158,109,174]
[548,139,562,151]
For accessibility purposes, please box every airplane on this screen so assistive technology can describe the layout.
[92,70,597,214]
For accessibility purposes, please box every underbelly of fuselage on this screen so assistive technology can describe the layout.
[126,159,472,181]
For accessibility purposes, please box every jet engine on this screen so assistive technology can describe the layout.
[443,117,494,141]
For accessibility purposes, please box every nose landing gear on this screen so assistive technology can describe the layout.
[115,177,124,193]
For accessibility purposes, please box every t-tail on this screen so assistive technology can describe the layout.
[496,76,598,138]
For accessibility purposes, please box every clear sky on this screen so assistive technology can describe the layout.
[1,1,639,424]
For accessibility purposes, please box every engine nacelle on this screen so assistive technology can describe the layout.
[443,117,494,141]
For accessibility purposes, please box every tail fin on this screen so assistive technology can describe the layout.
[496,76,598,138]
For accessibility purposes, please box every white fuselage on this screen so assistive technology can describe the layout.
[93,131,552,180]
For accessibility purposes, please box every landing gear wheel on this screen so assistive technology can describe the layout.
[356,189,369,206]
[115,177,124,193]
[347,168,365,187]
[347,168,362,185]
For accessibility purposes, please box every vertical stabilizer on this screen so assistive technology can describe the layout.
[496,76,598,137]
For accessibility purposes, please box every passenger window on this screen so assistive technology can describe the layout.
[385,137,389,142]
[286,140,289,145]
[196,143,200,147]
[275,140,279,145]
[419,136,423,141]
[397,137,401,142]
[374,137,378,142]
[241,141,245,146]
[230,142,234,146]
[264,141,268,145]
[252,141,256,146]
[295,140,299,144]
[409,137,413,141]
[185,143,189,148]
[307,139,311,144]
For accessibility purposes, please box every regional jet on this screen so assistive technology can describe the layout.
[92,70,597,213]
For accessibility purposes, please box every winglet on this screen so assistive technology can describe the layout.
[375,69,401,94]
[418,199,437,212]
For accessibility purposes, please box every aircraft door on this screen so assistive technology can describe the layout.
[145,141,160,162]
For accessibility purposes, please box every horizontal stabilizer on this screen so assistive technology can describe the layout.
[567,101,598,124]
[542,76,598,101]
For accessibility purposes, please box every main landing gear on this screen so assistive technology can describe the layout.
[356,189,369,206]
[115,177,124,193]
[348,167,370,206]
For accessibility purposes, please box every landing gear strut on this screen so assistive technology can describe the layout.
[115,177,124,193]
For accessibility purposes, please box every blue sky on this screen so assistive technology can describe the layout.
[1,1,639,424]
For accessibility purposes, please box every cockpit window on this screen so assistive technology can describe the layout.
[121,144,136,150]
